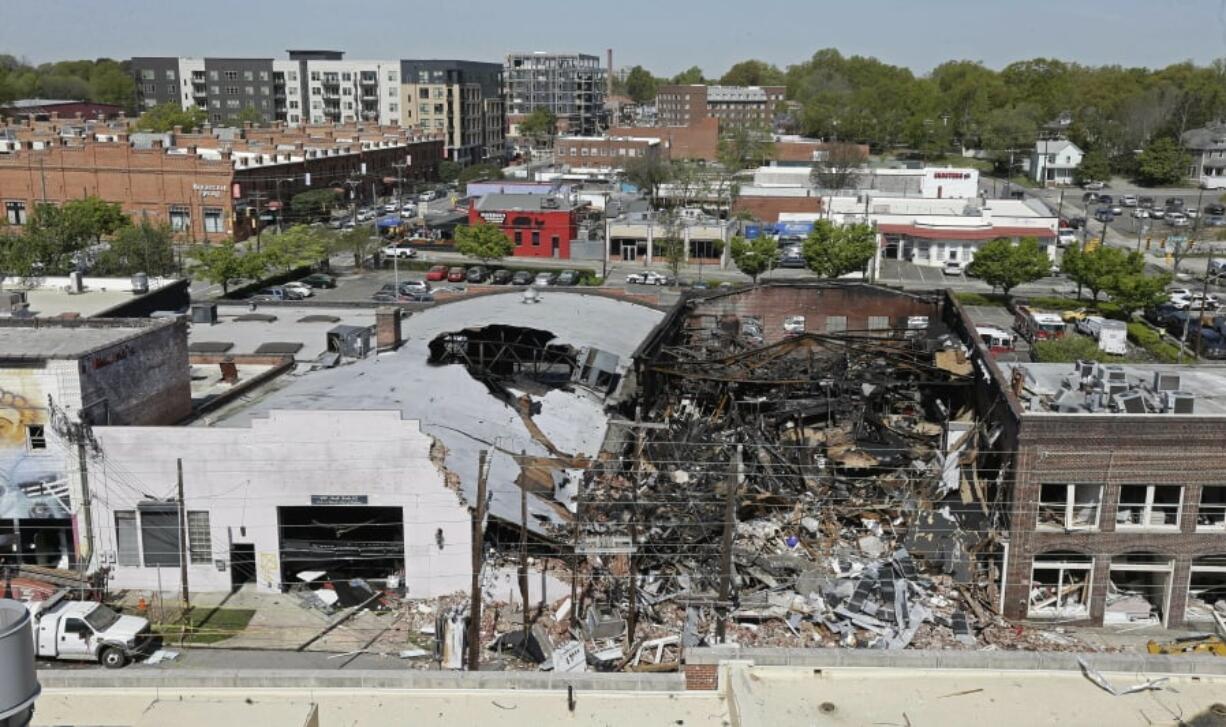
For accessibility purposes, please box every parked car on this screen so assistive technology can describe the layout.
[1098,194,1114,206]
[1205,203,1226,217]
[556,269,580,286]
[625,271,671,285]
[1186,207,1200,219]
[383,202,398,213]
[1121,194,1138,207]
[446,266,466,282]
[426,265,448,281]
[381,243,417,259]
[1167,212,1190,228]
[418,190,439,202]
[1148,207,1166,220]
[1205,215,1226,227]
[1132,207,1150,219]
[942,260,964,275]
[282,281,314,298]
[1066,216,1087,229]
[1109,203,1124,216]
[299,273,337,289]
[491,269,513,285]
[399,280,430,295]
[1082,180,1105,190]
[1144,303,1181,327]
[400,291,434,303]
[1138,196,1155,209]
[1057,228,1078,247]
[252,286,290,302]
[778,247,806,268]
[1165,197,1185,209]
[534,271,558,286]
[1093,208,1114,222]
[371,290,398,303]
[511,270,534,286]
[466,266,489,283]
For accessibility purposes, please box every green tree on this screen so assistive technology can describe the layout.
[518,108,557,149]
[259,225,328,274]
[233,105,266,126]
[964,237,1051,296]
[457,163,504,184]
[810,142,867,189]
[1106,269,1172,318]
[438,160,461,183]
[95,217,176,276]
[719,60,785,87]
[290,188,341,222]
[802,220,876,279]
[623,154,673,207]
[1074,149,1112,185]
[1136,136,1190,186]
[1065,244,1134,302]
[133,102,207,132]
[189,239,264,295]
[16,203,95,274]
[327,227,378,269]
[624,66,658,104]
[454,222,515,264]
[670,66,706,84]
[717,125,775,172]
[729,234,779,284]
[62,196,129,246]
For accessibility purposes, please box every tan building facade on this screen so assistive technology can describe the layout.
[399,60,505,166]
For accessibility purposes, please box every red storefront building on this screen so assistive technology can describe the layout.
[469,194,582,259]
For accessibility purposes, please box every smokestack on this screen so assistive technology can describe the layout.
[607,48,613,96]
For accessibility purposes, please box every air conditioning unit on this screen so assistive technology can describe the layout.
[1107,381,1129,398]
[1113,390,1147,414]
[1075,359,1097,379]
[1152,371,1181,392]
[1168,391,1196,414]
[1103,364,1126,382]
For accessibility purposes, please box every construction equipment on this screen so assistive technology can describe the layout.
[1146,611,1226,657]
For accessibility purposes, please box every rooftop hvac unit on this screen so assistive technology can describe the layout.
[68,270,83,294]
[1051,388,1081,413]
[131,272,149,295]
[190,303,217,325]
[1114,390,1147,414]
[1152,371,1181,392]
[1168,391,1195,414]
[1102,364,1126,382]
[541,196,560,209]
[1107,381,1129,398]
[1075,359,1097,379]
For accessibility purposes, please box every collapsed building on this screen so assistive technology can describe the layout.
[558,283,1024,653]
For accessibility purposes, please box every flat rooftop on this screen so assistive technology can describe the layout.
[0,318,171,360]
[1000,361,1226,416]
[190,305,376,361]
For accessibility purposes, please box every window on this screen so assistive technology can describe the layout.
[826,316,847,333]
[1187,554,1226,623]
[187,511,211,564]
[169,205,190,232]
[208,70,218,81]
[261,86,271,96]
[167,84,176,94]
[531,231,541,246]
[1038,484,1102,530]
[344,101,353,110]
[419,103,430,115]
[210,85,220,95]
[139,504,181,567]
[419,88,430,99]
[26,424,45,449]
[434,88,444,99]
[388,102,398,112]
[63,618,91,638]
[514,231,522,246]
[115,511,139,566]
[434,104,444,114]
[203,208,223,233]
[1117,484,1181,528]
[243,70,254,81]
[288,86,297,96]
[140,69,155,80]
[224,70,238,81]
[388,87,396,98]
[1028,551,1092,618]
[143,83,156,94]
[310,71,321,81]
[288,100,299,110]
[259,70,269,81]
[245,86,255,96]
[288,71,297,82]
[1199,486,1226,530]
[224,86,239,95]
[311,86,322,96]
[5,201,26,225]
[388,70,397,82]
[341,72,352,81]
[226,99,240,109]
[867,315,890,331]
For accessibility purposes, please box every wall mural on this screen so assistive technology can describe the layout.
[0,374,71,521]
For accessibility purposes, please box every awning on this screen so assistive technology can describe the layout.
[878,223,1055,240]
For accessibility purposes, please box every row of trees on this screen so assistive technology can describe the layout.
[728,221,877,283]
[0,55,134,107]
[0,198,178,279]
[190,224,381,294]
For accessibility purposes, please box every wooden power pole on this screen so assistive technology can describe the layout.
[716,444,742,642]
[176,458,190,613]
[467,450,489,671]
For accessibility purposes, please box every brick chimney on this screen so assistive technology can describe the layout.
[376,307,403,351]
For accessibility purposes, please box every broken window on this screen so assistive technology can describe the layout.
[825,316,847,333]
[1186,554,1226,623]
[1107,552,1172,626]
[1197,486,1226,531]
[1116,485,1181,529]
[1028,551,1092,619]
[26,424,46,450]
[1037,483,1101,530]
[138,503,181,568]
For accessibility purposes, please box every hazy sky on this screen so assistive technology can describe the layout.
[6,0,1226,75]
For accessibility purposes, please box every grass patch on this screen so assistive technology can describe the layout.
[1033,335,1127,363]
[955,291,1010,307]
[1127,322,1184,363]
[152,607,255,645]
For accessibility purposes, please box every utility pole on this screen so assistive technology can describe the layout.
[273,177,294,235]
[716,444,742,643]
[176,458,190,613]
[248,191,269,253]
[467,450,488,671]
[75,440,95,577]
[519,450,530,640]
[627,425,644,643]
[393,162,407,217]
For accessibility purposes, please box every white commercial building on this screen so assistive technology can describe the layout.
[780,194,1058,273]
[744,165,981,199]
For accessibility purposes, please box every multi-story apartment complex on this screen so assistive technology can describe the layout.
[504,52,606,137]
[656,84,785,131]
[131,51,402,128]
[400,60,505,166]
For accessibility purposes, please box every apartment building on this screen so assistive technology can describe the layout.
[400,60,505,166]
[131,51,402,128]
[504,52,606,137]
[1182,122,1226,190]
[656,84,785,131]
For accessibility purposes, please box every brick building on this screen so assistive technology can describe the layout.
[0,99,125,122]
[469,193,585,259]
[0,118,443,241]
[607,118,719,161]
[656,84,785,130]
[997,362,1226,628]
[554,134,662,170]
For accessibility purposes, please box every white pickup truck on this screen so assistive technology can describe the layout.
[27,590,153,668]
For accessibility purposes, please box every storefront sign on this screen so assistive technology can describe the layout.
[193,183,225,198]
[310,495,369,506]
[479,211,506,224]
[931,171,971,180]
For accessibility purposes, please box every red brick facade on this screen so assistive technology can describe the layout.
[731,195,824,222]
[467,205,580,259]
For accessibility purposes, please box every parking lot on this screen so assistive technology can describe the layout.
[877,258,1075,295]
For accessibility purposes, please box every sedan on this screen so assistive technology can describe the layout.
[446,266,466,282]
[1132,207,1150,219]
[282,281,314,298]
[534,271,557,287]
[1138,196,1155,209]
[1121,194,1138,207]
[1168,213,1190,228]
[1093,208,1114,223]
[942,260,964,275]
[426,265,448,281]
[511,270,534,286]
[399,280,430,295]
[382,244,416,259]
[556,269,580,286]
[1082,181,1106,190]
[466,266,489,283]
[625,271,671,285]
[491,269,513,285]
[418,190,439,202]
[299,273,337,289]
[383,202,398,213]
[1148,208,1166,220]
